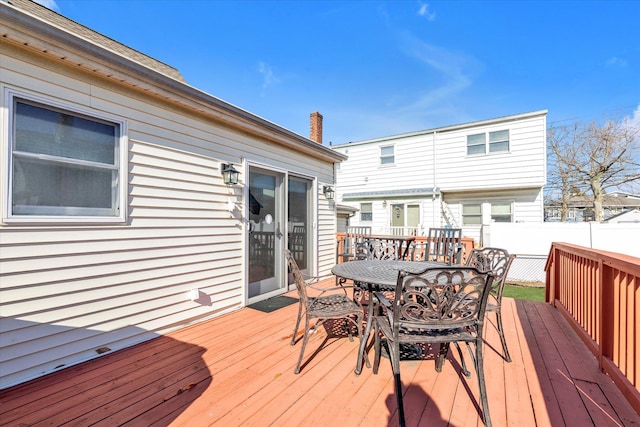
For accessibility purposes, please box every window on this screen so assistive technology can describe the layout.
[467,129,510,155]
[489,130,509,152]
[360,203,372,221]
[491,202,512,222]
[380,145,394,165]
[466,133,486,155]
[462,204,482,225]
[7,93,125,222]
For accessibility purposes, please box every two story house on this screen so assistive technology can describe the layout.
[332,110,548,242]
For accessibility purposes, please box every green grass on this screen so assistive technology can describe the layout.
[503,284,545,302]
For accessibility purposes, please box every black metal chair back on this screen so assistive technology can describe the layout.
[465,247,516,361]
[372,266,494,426]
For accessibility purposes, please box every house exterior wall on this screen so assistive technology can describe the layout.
[0,3,342,389]
[333,110,547,241]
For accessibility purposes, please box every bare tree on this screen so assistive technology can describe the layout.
[546,124,582,221]
[547,115,640,221]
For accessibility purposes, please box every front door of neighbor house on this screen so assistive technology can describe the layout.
[248,167,285,301]
[391,204,404,233]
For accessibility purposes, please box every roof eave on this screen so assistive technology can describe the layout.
[1,2,347,164]
[332,110,548,149]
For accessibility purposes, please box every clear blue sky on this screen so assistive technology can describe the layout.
[37,0,640,145]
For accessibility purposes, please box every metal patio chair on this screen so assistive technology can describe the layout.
[412,227,463,265]
[286,249,363,374]
[465,247,516,362]
[354,237,403,261]
[336,226,372,263]
[372,266,495,427]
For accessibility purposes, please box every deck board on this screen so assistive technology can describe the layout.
[1,281,639,427]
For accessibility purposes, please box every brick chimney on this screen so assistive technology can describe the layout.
[310,111,323,144]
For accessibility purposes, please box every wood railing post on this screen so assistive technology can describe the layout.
[598,260,619,370]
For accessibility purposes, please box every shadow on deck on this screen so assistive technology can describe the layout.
[1,279,638,426]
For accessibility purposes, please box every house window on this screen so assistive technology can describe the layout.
[467,129,510,155]
[360,203,372,221]
[462,204,482,225]
[489,130,509,153]
[491,202,512,222]
[7,94,125,222]
[466,133,486,155]
[380,145,394,165]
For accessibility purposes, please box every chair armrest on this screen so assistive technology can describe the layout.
[373,291,392,309]
[307,282,357,297]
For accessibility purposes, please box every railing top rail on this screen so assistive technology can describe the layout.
[546,242,640,276]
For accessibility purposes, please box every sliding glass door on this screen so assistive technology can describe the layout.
[247,167,315,302]
[287,176,313,277]
[248,167,285,300]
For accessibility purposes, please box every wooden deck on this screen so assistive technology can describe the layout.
[1,281,639,426]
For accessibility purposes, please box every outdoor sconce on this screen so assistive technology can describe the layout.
[323,185,335,200]
[221,163,239,186]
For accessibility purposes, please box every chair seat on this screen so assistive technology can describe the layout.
[286,248,363,374]
[308,294,362,318]
[376,317,474,344]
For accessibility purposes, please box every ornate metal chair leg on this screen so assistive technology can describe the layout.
[495,311,511,362]
[390,341,406,427]
[435,342,449,372]
[295,316,311,374]
[454,342,470,377]
[475,337,492,426]
[291,303,303,345]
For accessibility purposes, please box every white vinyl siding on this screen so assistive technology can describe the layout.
[0,41,339,389]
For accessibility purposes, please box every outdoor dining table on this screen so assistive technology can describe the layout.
[331,259,445,374]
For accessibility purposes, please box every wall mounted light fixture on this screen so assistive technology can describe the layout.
[322,185,335,200]
[221,163,239,185]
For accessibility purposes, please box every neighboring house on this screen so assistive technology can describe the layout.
[0,0,345,389]
[336,204,358,232]
[604,208,640,223]
[332,111,548,242]
[545,191,640,222]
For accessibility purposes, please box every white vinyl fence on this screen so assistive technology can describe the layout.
[481,222,640,284]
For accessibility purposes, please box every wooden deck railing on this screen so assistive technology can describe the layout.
[545,242,640,415]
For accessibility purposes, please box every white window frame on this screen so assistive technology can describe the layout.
[3,89,128,224]
[489,130,510,153]
[462,203,482,225]
[467,129,510,155]
[360,202,373,222]
[490,202,513,223]
[466,133,486,155]
[379,145,395,166]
